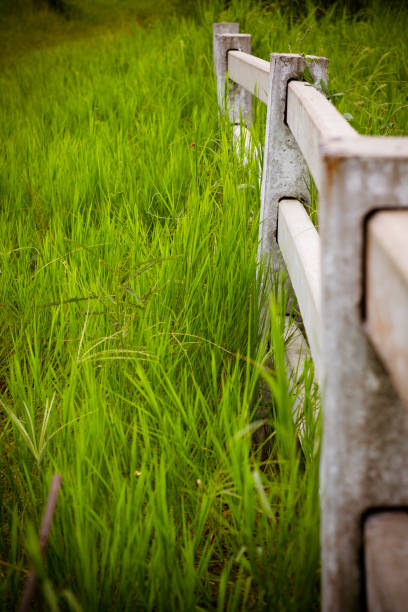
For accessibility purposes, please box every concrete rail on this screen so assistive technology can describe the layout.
[278,199,321,378]
[228,50,270,104]
[286,80,357,191]
[366,210,408,408]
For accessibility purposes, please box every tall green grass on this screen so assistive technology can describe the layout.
[0,1,407,609]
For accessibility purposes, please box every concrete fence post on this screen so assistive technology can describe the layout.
[212,23,252,125]
[257,53,328,281]
[211,23,408,608]
[319,140,408,610]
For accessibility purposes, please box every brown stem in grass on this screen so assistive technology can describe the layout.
[19,474,62,612]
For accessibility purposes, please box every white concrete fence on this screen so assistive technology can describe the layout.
[213,22,408,612]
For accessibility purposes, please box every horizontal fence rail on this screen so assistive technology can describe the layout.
[213,22,408,612]
[228,50,270,104]
[286,80,358,191]
[364,512,408,612]
[365,210,408,408]
[277,199,321,377]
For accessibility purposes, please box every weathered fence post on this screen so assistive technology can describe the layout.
[212,21,408,609]
[257,53,328,281]
[213,23,252,125]
[319,139,408,610]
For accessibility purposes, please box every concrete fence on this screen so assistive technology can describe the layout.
[213,22,408,612]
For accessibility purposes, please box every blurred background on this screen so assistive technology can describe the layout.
[0,0,401,66]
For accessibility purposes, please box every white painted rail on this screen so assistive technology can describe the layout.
[278,199,321,378]
[366,211,408,408]
[227,50,269,104]
[364,512,408,612]
[286,80,358,191]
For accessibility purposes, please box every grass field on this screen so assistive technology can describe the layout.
[1,1,407,609]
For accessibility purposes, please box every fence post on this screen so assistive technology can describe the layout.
[213,24,252,125]
[319,140,408,610]
[257,53,328,287]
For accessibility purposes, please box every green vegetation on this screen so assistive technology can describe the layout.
[1,1,407,609]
